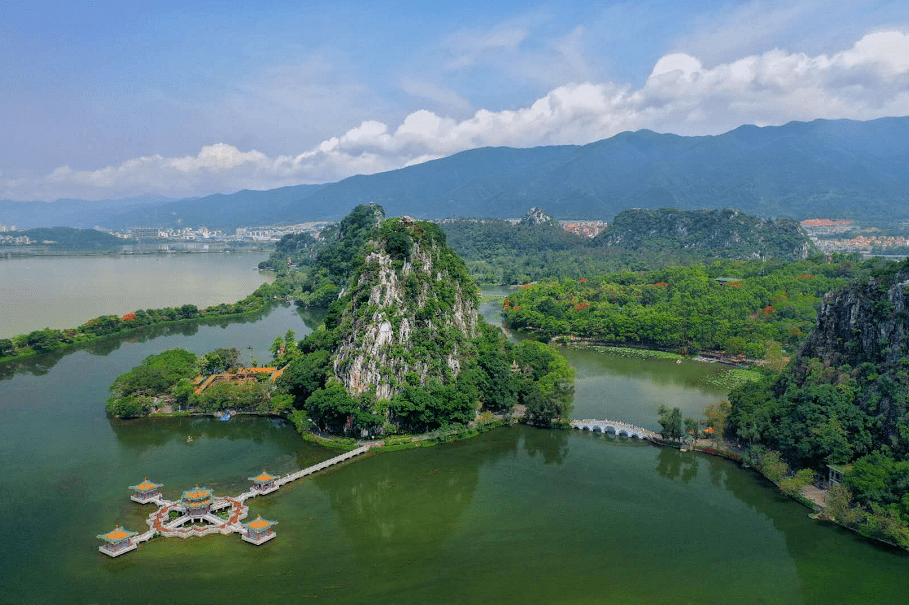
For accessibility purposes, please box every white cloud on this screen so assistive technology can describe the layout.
[443,23,529,69]
[398,78,473,115]
[7,30,909,201]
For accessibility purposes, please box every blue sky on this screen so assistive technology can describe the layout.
[1,0,908,200]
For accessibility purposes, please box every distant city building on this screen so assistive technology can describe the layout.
[130,227,161,240]
[558,220,608,238]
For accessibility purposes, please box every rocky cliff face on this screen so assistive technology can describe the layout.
[520,207,558,227]
[331,218,479,400]
[801,269,909,367]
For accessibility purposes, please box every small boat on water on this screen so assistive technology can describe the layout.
[219,412,231,422]
[186,435,193,443]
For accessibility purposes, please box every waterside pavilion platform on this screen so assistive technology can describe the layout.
[241,516,277,545]
[248,470,279,495]
[98,444,374,557]
[97,525,138,557]
[129,478,163,504]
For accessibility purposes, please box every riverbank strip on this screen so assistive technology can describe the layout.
[0,280,283,366]
[551,335,766,366]
[685,440,909,550]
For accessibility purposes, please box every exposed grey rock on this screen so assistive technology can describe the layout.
[332,229,479,401]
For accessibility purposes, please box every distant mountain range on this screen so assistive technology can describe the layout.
[0,195,175,229]
[5,116,909,229]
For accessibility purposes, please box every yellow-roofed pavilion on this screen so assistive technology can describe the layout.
[241,515,277,545]
[97,524,138,557]
[129,478,163,503]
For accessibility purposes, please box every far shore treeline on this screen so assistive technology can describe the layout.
[0,280,295,363]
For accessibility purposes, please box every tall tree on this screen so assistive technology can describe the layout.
[658,405,684,441]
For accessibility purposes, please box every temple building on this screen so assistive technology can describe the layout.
[97,524,138,557]
[181,485,213,517]
[241,516,277,545]
[248,470,279,495]
[129,478,163,503]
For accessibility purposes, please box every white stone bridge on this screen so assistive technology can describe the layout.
[570,419,659,441]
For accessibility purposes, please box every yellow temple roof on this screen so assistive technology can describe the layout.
[130,478,162,491]
[249,470,277,483]
[240,367,277,374]
[243,516,277,530]
[181,485,213,502]
[97,524,137,542]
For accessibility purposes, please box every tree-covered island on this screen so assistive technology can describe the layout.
[107,205,575,438]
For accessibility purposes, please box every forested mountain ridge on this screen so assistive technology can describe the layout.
[593,208,811,261]
[440,206,813,284]
[97,116,909,228]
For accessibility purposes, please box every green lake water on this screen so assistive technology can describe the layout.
[0,284,907,603]
[0,253,273,338]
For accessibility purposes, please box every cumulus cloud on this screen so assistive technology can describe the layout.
[443,23,529,70]
[7,30,909,201]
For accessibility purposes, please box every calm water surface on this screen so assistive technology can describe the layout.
[0,253,272,338]
[0,285,906,604]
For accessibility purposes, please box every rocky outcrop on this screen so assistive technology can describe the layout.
[332,218,479,400]
[801,269,909,367]
[520,207,558,227]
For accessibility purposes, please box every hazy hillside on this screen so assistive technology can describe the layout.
[18,116,909,229]
[267,116,909,224]
[0,195,173,229]
[104,184,325,230]
[9,227,123,248]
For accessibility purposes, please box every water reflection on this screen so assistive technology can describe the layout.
[109,415,291,454]
[655,447,699,484]
[295,306,327,331]
[315,428,522,561]
[564,347,726,391]
[520,426,568,466]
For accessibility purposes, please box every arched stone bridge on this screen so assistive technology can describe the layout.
[570,419,659,441]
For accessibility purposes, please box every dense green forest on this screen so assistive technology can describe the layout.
[501,256,867,357]
[440,206,812,285]
[439,217,622,284]
[259,204,383,307]
[726,259,909,547]
[592,208,810,261]
[278,324,574,436]
[106,347,293,418]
